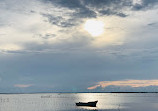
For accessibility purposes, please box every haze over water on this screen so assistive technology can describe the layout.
[1,93,158,111]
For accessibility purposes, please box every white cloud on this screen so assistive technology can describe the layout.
[0,44,22,51]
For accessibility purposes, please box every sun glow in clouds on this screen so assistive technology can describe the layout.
[84,19,105,37]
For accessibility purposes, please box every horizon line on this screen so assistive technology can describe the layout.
[1,92,158,94]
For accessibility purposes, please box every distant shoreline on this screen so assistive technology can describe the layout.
[1,92,158,94]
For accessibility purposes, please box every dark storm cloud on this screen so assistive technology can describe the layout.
[44,0,158,15]
[44,0,129,17]
[41,0,97,27]
[45,0,96,17]
[133,0,158,10]
[99,9,128,17]
[41,0,158,27]
[42,14,77,27]
[41,0,130,27]
[72,8,97,18]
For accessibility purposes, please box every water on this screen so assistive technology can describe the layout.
[0,93,158,111]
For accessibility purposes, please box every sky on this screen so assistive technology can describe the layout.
[0,0,158,93]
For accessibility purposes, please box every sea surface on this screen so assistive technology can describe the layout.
[0,93,158,111]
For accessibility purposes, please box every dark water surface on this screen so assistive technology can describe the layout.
[0,93,158,111]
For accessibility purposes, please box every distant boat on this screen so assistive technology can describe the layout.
[76,101,98,107]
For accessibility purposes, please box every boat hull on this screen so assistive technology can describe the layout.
[76,101,98,107]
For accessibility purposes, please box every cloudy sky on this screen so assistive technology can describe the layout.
[0,0,158,93]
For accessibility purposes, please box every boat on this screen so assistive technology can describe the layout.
[76,101,98,107]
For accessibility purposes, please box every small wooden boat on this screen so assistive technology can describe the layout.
[76,101,98,107]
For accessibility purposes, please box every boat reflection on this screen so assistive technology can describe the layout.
[76,106,98,111]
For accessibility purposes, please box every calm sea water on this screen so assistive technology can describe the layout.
[0,93,158,111]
